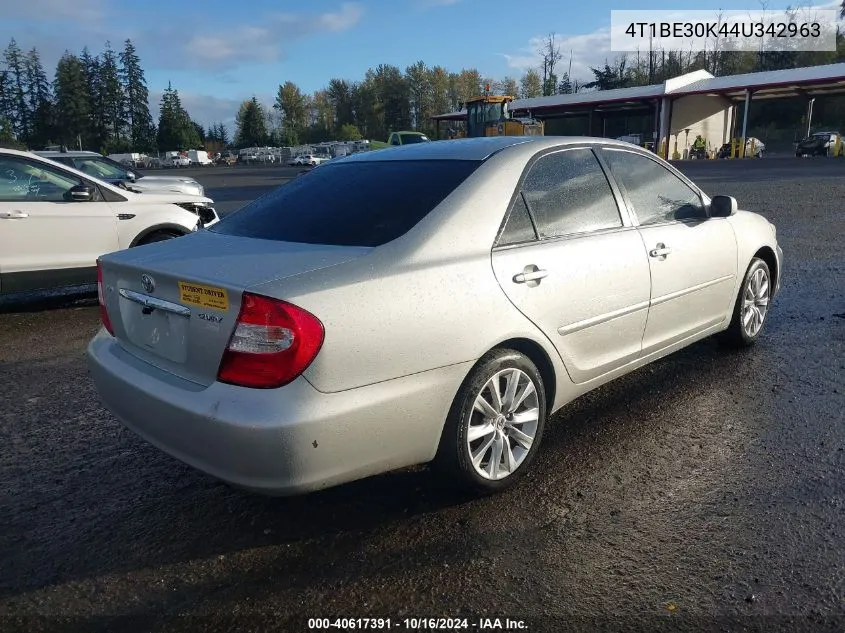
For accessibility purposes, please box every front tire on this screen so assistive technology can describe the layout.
[721,257,772,347]
[137,231,181,246]
[434,348,547,495]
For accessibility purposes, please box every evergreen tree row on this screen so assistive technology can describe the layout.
[0,38,208,154]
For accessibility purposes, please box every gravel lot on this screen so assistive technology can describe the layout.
[1,158,843,632]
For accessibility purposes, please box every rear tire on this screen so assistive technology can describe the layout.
[720,257,772,347]
[433,348,547,495]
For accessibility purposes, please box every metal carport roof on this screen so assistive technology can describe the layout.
[665,62,845,100]
[432,62,845,120]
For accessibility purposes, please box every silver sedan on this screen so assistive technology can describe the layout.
[87,136,783,496]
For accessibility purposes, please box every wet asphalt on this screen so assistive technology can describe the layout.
[0,158,843,632]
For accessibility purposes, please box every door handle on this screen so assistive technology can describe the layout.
[513,269,548,283]
[0,210,29,219]
[649,244,672,258]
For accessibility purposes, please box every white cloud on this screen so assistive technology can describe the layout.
[4,0,105,23]
[504,2,845,83]
[501,28,615,84]
[417,0,462,7]
[314,2,365,31]
[149,90,275,129]
[156,3,364,70]
[0,3,364,74]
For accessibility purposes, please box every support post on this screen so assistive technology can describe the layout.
[740,89,751,158]
[588,110,594,136]
[658,97,671,159]
[806,97,815,139]
[653,99,660,150]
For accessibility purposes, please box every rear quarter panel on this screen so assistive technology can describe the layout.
[264,249,569,401]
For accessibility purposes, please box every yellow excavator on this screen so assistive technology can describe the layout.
[460,90,544,138]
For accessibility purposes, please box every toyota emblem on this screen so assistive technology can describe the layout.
[141,274,155,293]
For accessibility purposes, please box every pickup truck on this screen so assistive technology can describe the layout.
[387,131,431,146]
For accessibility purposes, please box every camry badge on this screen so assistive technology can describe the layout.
[141,273,155,293]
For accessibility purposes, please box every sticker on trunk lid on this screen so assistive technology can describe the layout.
[178,281,229,311]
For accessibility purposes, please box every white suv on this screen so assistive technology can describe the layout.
[0,149,219,295]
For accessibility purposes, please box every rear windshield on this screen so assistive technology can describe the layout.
[400,133,428,144]
[211,159,481,247]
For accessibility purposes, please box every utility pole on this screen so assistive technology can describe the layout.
[648,33,653,83]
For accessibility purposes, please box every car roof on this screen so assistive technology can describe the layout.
[340,136,642,163]
[34,150,102,157]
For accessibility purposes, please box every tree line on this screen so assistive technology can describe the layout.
[3,25,845,154]
[0,37,216,154]
[231,29,845,147]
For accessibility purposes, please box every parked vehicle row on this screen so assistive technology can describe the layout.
[36,150,207,197]
[0,148,218,295]
[288,154,330,166]
[795,131,844,157]
[87,136,782,499]
[715,137,766,159]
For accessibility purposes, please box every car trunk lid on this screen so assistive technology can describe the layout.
[98,231,371,386]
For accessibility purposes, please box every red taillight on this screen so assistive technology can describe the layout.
[97,260,114,336]
[217,292,324,389]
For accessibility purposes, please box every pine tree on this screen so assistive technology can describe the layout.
[99,41,126,150]
[0,70,13,138]
[120,39,155,151]
[25,48,53,147]
[53,52,90,149]
[235,97,268,147]
[80,47,104,149]
[156,82,198,150]
[192,120,205,147]
[3,39,28,139]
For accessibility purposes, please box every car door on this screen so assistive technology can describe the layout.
[491,147,652,384]
[600,147,738,354]
[0,154,119,293]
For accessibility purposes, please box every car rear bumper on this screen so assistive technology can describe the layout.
[87,330,471,495]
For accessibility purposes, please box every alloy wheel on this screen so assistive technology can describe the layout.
[467,368,540,481]
[742,266,770,338]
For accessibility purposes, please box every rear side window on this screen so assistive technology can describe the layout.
[495,194,536,247]
[212,160,481,247]
[521,148,622,238]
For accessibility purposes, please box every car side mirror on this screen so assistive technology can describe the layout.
[710,195,737,217]
[66,184,94,202]
[126,171,136,182]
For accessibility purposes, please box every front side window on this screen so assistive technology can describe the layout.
[520,148,623,239]
[0,157,83,202]
[73,157,128,180]
[601,149,707,225]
